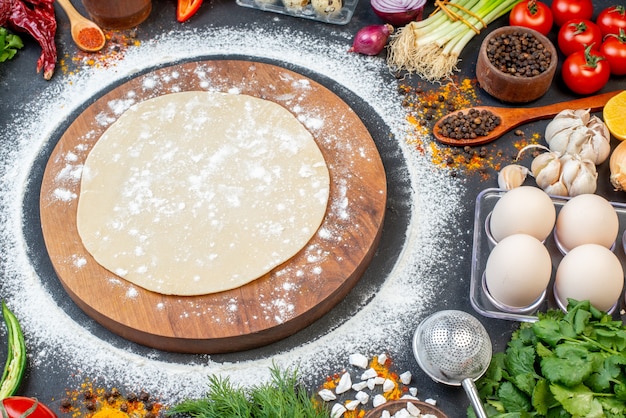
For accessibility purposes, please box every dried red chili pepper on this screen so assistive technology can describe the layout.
[0,0,11,24]
[0,0,57,80]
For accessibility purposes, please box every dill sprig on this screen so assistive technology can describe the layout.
[168,364,329,418]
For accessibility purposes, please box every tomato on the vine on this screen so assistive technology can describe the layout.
[600,30,626,75]
[551,0,593,27]
[562,46,611,95]
[509,0,553,35]
[558,19,603,56]
[596,5,626,37]
[1,397,57,418]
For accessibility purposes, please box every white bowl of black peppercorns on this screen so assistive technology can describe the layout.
[476,26,557,104]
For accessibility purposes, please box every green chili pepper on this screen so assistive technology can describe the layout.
[0,302,26,400]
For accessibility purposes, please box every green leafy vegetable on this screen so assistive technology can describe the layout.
[0,28,23,63]
[167,364,329,418]
[471,299,626,417]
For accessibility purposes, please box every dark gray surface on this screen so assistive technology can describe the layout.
[0,0,624,417]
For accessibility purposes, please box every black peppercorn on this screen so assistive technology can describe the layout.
[486,31,551,78]
[139,391,150,402]
[437,108,501,140]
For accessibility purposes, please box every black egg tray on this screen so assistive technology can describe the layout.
[470,188,626,322]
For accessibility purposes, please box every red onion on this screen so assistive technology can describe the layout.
[348,24,394,56]
[371,0,426,25]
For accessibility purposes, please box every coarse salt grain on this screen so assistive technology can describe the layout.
[0,25,463,403]
[331,403,347,418]
[335,372,352,394]
[349,353,369,369]
[373,394,387,407]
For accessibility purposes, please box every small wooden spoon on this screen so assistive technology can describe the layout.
[433,90,622,147]
[56,0,106,52]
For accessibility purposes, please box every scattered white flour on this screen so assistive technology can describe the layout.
[0,25,464,403]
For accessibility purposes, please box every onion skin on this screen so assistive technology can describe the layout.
[371,0,425,25]
[348,24,394,56]
[373,9,423,25]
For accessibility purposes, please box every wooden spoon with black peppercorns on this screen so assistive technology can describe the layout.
[432,90,621,147]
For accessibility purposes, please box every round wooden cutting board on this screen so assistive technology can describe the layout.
[39,60,387,354]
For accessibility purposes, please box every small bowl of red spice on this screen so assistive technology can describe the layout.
[476,26,557,103]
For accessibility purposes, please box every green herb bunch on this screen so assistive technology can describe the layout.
[0,28,23,63]
[168,364,330,418]
[472,300,626,417]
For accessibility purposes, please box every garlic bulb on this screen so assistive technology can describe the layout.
[545,109,611,165]
[531,151,561,190]
[561,154,597,196]
[531,151,597,196]
[497,164,528,190]
[610,139,626,191]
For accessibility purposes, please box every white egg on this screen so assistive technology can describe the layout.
[485,233,552,308]
[555,194,619,253]
[489,186,556,243]
[555,243,624,312]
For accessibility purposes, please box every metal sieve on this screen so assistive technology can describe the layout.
[412,310,492,418]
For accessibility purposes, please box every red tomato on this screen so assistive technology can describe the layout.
[596,5,626,37]
[177,0,203,22]
[551,0,593,27]
[562,46,611,95]
[600,32,626,75]
[558,19,603,56]
[1,397,57,418]
[509,0,554,36]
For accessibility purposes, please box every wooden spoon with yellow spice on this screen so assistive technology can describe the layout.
[56,0,106,52]
[433,91,621,147]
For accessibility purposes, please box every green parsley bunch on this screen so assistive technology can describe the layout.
[473,299,626,417]
[0,27,23,62]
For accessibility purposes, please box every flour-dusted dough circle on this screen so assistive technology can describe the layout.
[76,91,330,296]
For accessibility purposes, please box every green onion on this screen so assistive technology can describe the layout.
[387,0,521,81]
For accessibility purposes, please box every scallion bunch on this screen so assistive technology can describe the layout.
[387,0,521,81]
